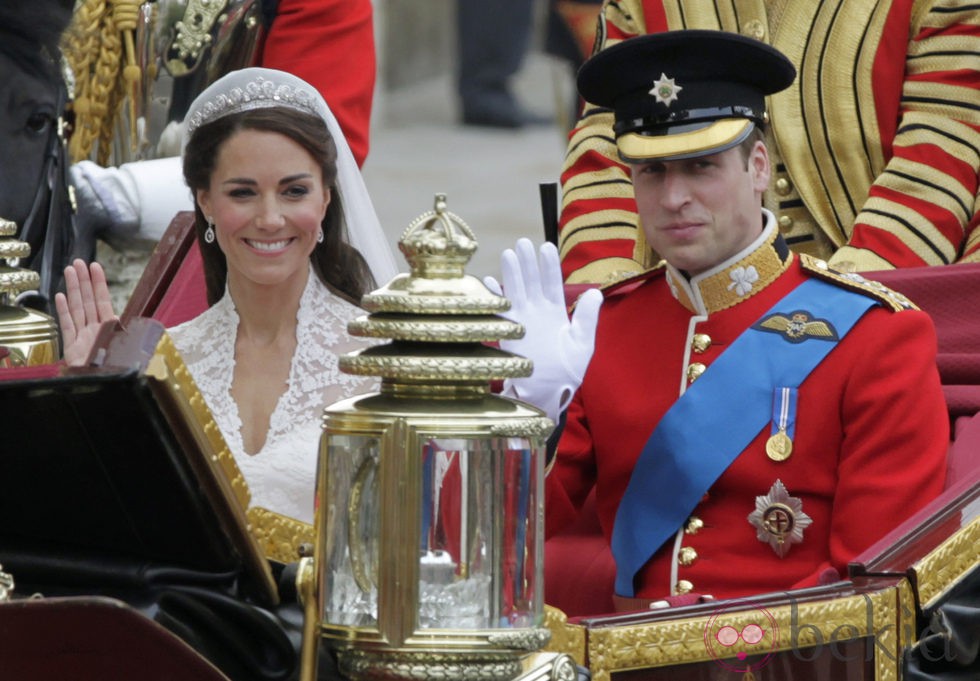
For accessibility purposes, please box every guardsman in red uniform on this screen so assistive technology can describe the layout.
[558,0,980,284]
[496,30,948,609]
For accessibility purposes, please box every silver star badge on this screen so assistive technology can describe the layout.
[650,73,682,106]
[747,479,812,557]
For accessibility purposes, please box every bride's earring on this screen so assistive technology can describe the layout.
[317,229,324,244]
[205,217,216,244]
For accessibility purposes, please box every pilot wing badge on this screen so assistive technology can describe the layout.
[753,310,839,344]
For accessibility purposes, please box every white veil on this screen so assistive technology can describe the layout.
[182,67,399,284]
[322,97,399,284]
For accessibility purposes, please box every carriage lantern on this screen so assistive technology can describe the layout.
[0,218,59,366]
[298,195,563,681]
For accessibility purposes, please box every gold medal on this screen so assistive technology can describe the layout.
[767,388,796,461]
[766,431,793,461]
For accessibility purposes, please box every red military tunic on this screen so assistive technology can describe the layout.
[546,219,949,601]
[558,0,980,283]
[260,0,376,167]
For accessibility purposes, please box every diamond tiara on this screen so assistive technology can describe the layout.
[185,76,325,137]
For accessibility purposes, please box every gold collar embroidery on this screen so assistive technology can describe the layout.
[667,211,793,315]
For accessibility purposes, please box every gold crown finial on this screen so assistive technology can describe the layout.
[341,194,530,391]
[398,193,478,279]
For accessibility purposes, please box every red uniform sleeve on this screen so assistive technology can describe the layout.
[259,0,376,167]
[545,388,599,538]
[792,307,948,589]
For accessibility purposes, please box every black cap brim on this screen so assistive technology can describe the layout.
[578,30,796,162]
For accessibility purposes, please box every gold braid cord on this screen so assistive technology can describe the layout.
[64,0,142,164]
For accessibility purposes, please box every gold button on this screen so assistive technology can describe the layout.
[687,363,706,382]
[675,579,694,595]
[691,333,711,354]
[778,215,793,231]
[742,19,766,41]
[678,547,698,566]
[685,517,704,535]
[775,178,791,196]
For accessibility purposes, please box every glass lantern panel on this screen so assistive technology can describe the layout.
[418,436,543,630]
[322,433,381,626]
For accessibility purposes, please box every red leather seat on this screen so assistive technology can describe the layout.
[121,211,207,327]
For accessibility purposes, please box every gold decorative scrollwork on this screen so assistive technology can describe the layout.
[348,317,524,343]
[489,418,555,438]
[149,334,251,508]
[338,648,523,681]
[360,295,511,315]
[246,506,314,564]
[487,627,552,651]
[913,515,980,609]
[340,355,532,382]
[586,589,900,681]
[542,606,587,667]
[167,0,228,75]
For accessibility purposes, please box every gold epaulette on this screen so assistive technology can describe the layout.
[799,254,918,312]
[598,260,667,298]
[566,262,665,314]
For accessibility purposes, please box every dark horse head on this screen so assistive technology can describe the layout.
[0,0,76,312]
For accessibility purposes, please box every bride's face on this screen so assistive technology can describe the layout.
[196,128,330,291]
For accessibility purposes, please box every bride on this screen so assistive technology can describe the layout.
[57,67,392,525]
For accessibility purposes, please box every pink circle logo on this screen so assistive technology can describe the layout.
[703,602,779,673]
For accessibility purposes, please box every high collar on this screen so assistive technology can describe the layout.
[666,210,793,315]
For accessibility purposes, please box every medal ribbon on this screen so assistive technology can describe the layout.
[771,386,798,439]
[611,279,878,597]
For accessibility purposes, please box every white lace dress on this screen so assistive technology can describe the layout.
[168,271,377,523]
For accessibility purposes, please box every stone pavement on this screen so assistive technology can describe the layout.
[363,51,577,282]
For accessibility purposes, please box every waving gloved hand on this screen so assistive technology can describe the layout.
[484,238,602,425]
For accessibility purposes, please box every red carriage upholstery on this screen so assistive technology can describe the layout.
[872,264,980,489]
[121,211,207,327]
[0,597,231,681]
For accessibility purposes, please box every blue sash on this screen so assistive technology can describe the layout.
[611,279,878,596]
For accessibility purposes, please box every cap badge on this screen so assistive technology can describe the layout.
[747,480,812,558]
[650,73,683,106]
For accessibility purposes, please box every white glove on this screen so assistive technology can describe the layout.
[484,238,602,425]
[71,160,142,244]
[70,156,193,246]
